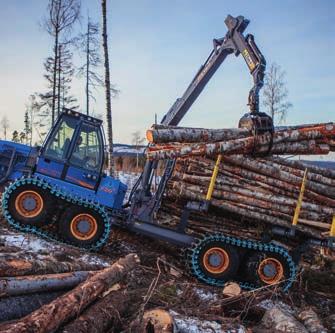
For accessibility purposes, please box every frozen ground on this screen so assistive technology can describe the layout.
[0,224,111,267]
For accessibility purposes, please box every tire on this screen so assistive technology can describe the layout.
[7,184,52,226]
[59,206,106,248]
[189,236,240,283]
[243,252,290,287]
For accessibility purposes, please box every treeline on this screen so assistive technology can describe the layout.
[7,0,115,153]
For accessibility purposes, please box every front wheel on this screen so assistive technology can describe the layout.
[59,207,107,248]
[7,184,52,226]
[187,235,240,285]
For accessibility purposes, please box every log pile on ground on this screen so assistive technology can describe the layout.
[146,122,335,160]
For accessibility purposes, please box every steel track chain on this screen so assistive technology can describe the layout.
[185,233,297,292]
[1,176,111,251]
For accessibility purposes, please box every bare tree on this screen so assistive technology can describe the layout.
[132,131,145,169]
[1,116,10,140]
[58,42,79,112]
[77,17,104,115]
[43,0,80,125]
[262,63,292,124]
[101,0,114,176]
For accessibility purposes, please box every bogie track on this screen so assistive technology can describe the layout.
[185,233,297,291]
[2,176,111,251]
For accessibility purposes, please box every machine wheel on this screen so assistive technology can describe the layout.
[7,184,52,226]
[59,206,105,247]
[243,252,289,287]
[188,236,240,283]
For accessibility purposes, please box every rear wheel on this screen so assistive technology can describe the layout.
[243,252,289,287]
[7,184,52,226]
[59,207,106,247]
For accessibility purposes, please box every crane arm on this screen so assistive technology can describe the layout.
[129,15,270,223]
[161,15,266,126]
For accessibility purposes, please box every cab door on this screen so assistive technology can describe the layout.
[36,115,77,179]
[65,122,104,190]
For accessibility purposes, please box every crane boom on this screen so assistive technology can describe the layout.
[129,15,272,223]
[161,15,266,126]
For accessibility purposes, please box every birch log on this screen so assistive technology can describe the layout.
[0,254,140,333]
[163,154,335,239]
[146,123,335,160]
[0,271,92,297]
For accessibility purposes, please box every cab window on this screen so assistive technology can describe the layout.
[70,124,103,172]
[44,116,77,160]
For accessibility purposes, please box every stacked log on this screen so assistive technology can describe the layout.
[146,122,335,239]
[146,122,335,160]
[162,155,335,239]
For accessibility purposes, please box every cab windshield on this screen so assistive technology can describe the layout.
[44,116,77,161]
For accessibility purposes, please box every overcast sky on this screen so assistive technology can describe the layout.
[0,0,334,160]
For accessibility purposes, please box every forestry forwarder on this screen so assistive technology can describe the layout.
[1,15,334,292]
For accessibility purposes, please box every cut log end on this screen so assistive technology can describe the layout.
[143,309,174,333]
[146,129,154,143]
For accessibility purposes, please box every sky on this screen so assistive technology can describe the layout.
[0,0,334,159]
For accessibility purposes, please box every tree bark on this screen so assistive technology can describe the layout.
[147,126,250,143]
[146,123,335,160]
[0,271,91,297]
[52,28,59,126]
[101,0,115,177]
[60,288,141,333]
[0,258,107,277]
[86,20,90,115]
[164,155,335,238]
[0,253,140,333]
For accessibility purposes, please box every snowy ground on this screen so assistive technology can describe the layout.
[0,225,111,267]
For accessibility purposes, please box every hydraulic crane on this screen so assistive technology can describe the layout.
[128,15,274,225]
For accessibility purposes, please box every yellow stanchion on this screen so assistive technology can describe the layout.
[292,168,308,226]
[330,215,335,237]
[206,154,222,201]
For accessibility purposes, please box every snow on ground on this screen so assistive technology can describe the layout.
[193,287,218,302]
[0,233,47,252]
[170,310,246,333]
[258,299,295,314]
[0,225,111,266]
